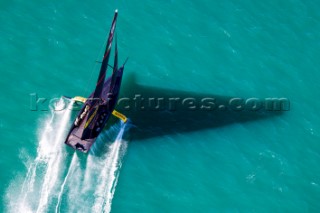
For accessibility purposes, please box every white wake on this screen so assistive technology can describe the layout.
[67,122,129,213]
[6,98,129,213]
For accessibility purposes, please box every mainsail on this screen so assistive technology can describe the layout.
[111,36,118,91]
[81,10,118,139]
[92,10,118,100]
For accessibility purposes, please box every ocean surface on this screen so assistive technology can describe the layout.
[1,0,320,212]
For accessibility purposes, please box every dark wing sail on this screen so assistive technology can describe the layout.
[92,10,118,100]
[81,10,118,140]
[110,35,118,90]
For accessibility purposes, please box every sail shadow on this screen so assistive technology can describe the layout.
[116,74,285,140]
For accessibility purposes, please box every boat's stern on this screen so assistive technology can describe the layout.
[65,133,95,153]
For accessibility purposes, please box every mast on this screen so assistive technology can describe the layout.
[92,9,118,100]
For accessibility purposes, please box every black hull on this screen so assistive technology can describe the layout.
[65,69,124,153]
[64,10,126,153]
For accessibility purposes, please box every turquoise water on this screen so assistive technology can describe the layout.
[1,0,320,212]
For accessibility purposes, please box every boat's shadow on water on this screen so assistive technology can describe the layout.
[116,74,285,140]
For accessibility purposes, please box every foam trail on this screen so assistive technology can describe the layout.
[66,156,84,213]
[36,100,74,213]
[20,113,55,198]
[90,122,128,213]
[55,153,78,213]
[103,125,127,213]
[8,99,129,213]
[16,111,56,212]
[5,98,74,212]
